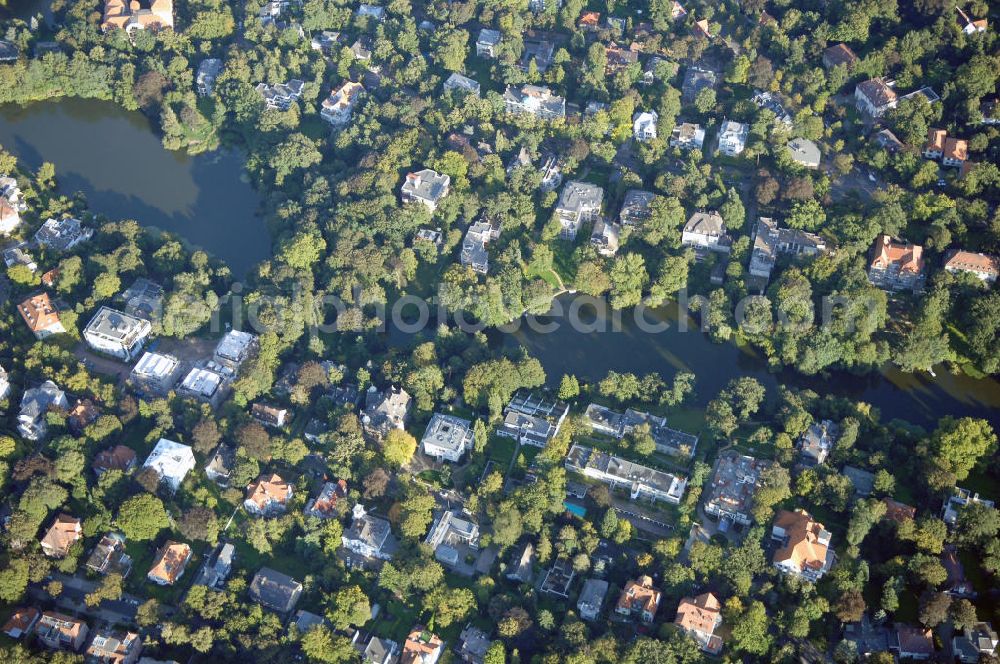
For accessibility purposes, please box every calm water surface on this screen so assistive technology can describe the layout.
[0,99,269,276]
[500,296,1000,430]
[2,98,998,432]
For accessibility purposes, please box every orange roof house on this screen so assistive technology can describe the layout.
[956,6,988,34]
[868,235,925,291]
[943,137,969,165]
[19,292,65,338]
[102,0,173,32]
[675,592,724,654]
[694,19,712,38]
[40,514,82,558]
[578,11,600,29]
[923,128,947,158]
[40,268,60,287]
[615,575,661,623]
[68,398,101,433]
[944,250,999,283]
[244,473,293,516]
[671,1,687,20]
[92,445,138,475]
[147,541,192,585]
[772,509,833,581]
[2,607,40,639]
[35,611,88,651]
[400,627,444,664]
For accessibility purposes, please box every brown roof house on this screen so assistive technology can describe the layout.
[882,498,917,524]
[251,403,289,428]
[2,607,40,639]
[400,627,444,664]
[855,78,898,118]
[35,612,88,651]
[249,567,303,613]
[92,445,138,476]
[923,128,947,160]
[68,399,101,435]
[674,592,724,654]
[19,292,65,339]
[771,509,834,582]
[615,575,662,624]
[147,541,192,586]
[244,473,293,516]
[85,629,143,664]
[944,250,999,284]
[823,43,858,70]
[40,513,82,558]
[868,235,925,291]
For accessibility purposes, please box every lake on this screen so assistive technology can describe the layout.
[2,97,998,431]
[500,295,1000,430]
[0,98,269,276]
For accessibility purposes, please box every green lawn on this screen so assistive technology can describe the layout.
[486,435,517,466]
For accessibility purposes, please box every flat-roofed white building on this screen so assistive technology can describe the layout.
[129,351,182,394]
[213,330,258,371]
[82,307,152,362]
[565,444,687,504]
[420,413,474,462]
[142,438,196,492]
[178,366,226,405]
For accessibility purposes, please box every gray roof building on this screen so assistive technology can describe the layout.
[787,138,821,169]
[476,28,502,58]
[342,504,398,560]
[577,578,609,621]
[249,567,303,613]
[362,385,411,441]
[196,58,223,96]
[401,169,451,211]
[421,413,474,463]
[34,217,93,252]
[256,79,304,111]
[619,189,655,226]
[555,181,603,240]
[461,219,501,274]
[565,444,687,504]
[681,66,717,101]
[443,73,481,96]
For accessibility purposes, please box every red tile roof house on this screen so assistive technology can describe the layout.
[615,575,662,623]
[674,592,724,654]
[40,513,83,558]
[868,235,925,292]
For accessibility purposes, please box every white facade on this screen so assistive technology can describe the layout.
[421,413,474,462]
[633,111,658,141]
[82,307,152,362]
[717,120,749,156]
[142,438,196,491]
